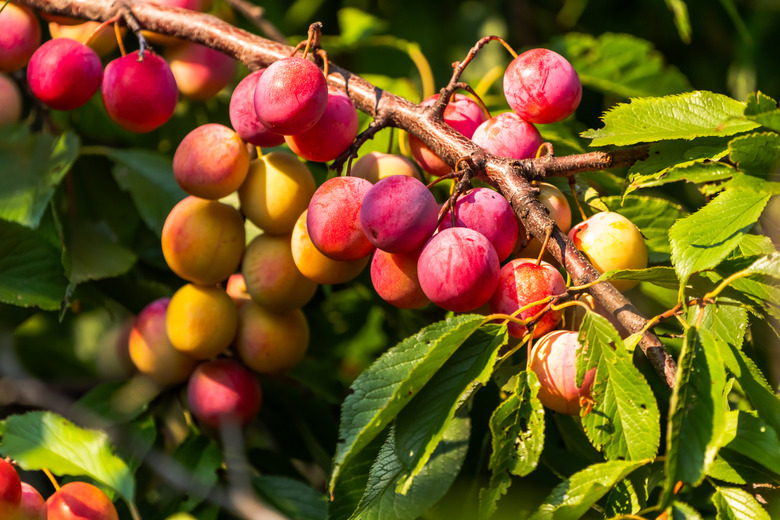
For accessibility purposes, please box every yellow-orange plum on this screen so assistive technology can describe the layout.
[162,196,245,285]
[238,152,316,235]
[166,42,237,100]
[166,284,238,359]
[235,302,309,374]
[242,233,317,312]
[351,151,422,184]
[291,210,369,285]
[0,73,22,126]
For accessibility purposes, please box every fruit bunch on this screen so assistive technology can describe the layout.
[1,458,119,520]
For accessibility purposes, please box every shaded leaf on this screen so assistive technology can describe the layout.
[0,128,79,228]
[349,416,470,520]
[721,411,780,477]
[479,371,545,518]
[0,411,134,501]
[63,220,137,285]
[582,91,760,147]
[329,434,385,520]
[395,324,507,492]
[628,161,735,194]
[254,476,328,520]
[744,91,780,132]
[330,315,484,493]
[0,219,67,310]
[172,433,222,512]
[728,132,780,177]
[528,459,649,520]
[669,501,703,519]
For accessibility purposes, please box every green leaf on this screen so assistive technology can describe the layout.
[553,32,690,98]
[254,476,328,520]
[728,132,780,177]
[172,433,222,511]
[735,233,777,256]
[663,326,727,505]
[597,266,680,290]
[669,501,703,520]
[744,252,780,278]
[707,449,779,485]
[605,466,654,517]
[349,415,470,520]
[579,313,661,461]
[330,314,484,493]
[581,91,761,147]
[394,324,507,492]
[63,220,137,285]
[713,486,771,520]
[528,459,649,520]
[628,161,736,194]
[669,186,770,289]
[75,379,160,424]
[744,91,780,132]
[588,195,687,263]
[337,7,387,46]
[480,371,545,519]
[721,411,780,477]
[0,411,134,501]
[0,128,79,228]
[329,434,385,520]
[104,148,186,238]
[628,137,732,177]
[665,0,692,43]
[0,219,67,309]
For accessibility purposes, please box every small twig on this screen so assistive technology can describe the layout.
[331,115,392,173]
[222,0,286,43]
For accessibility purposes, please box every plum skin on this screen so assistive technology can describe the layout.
[530,330,597,415]
[471,112,543,160]
[568,211,648,292]
[166,42,237,100]
[489,259,567,339]
[229,70,285,148]
[187,359,262,429]
[359,175,438,254]
[166,284,239,360]
[370,249,429,309]
[0,458,21,517]
[40,481,119,520]
[350,152,421,183]
[417,227,500,312]
[0,73,22,125]
[307,176,375,261]
[27,38,103,111]
[0,3,41,72]
[235,302,309,374]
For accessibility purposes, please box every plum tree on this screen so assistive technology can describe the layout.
[530,330,597,415]
[27,38,102,110]
[161,196,245,285]
[284,86,360,162]
[0,458,21,517]
[241,233,318,311]
[235,302,309,374]
[187,359,262,429]
[568,211,648,291]
[128,298,197,385]
[0,2,40,72]
[417,227,499,312]
[359,175,438,254]
[165,42,237,100]
[238,151,316,235]
[253,56,328,135]
[172,124,250,199]
[228,69,285,148]
[503,48,582,124]
[291,209,370,285]
[40,482,118,520]
[101,50,178,132]
[489,258,567,339]
[307,176,375,260]
[166,284,239,359]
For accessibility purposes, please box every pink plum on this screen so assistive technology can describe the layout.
[471,111,544,160]
[187,359,262,429]
[229,70,285,148]
[370,249,429,309]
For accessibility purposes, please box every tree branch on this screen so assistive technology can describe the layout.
[17,0,676,388]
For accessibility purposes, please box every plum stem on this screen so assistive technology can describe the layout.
[42,467,61,491]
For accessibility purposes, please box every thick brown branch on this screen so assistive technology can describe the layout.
[18,0,676,387]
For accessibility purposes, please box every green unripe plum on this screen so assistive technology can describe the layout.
[291,209,369,285]
[173,124,250,199]
[162,196,245,285]
[166,284,238,359]
[128,298,197,385]
[40,482,118,520]
[568,211,647,291]
[242,233,317,311]
[235,302,309,374]
[238,152,316,235]
[530,330,596,415]
[351,151,421,184]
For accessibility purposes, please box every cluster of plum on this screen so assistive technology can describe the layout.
[0,0,236,130]
[0,457,118,520]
